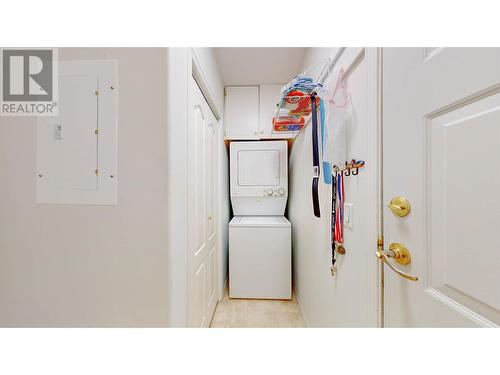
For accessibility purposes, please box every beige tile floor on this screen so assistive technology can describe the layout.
[209,286,306,328]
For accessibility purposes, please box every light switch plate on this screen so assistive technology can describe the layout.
[344,203,353,228]
[54,123,63,140]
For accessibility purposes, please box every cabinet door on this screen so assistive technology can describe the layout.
[259,84,283,138]
[224,86,259,139]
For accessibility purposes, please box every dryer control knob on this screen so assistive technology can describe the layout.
[278,188,285,195]
[267,189,274,196]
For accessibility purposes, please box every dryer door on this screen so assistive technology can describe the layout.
[237,149,280,187]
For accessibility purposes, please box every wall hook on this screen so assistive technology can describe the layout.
[344,162,351,176]
[332,165,339,177]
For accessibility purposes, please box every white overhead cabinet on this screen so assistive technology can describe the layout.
[224,86,259,139]
[224,84,295,140]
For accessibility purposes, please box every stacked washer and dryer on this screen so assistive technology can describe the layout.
[229,140,291,300]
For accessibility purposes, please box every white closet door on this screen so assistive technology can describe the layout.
[206,115,217,321]
[188,76,218,327]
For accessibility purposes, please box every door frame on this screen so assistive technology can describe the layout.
[190,50,222,121]
[377,48,385,327]
[187,49,224,325]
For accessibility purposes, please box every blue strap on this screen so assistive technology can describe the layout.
[320,99,332,184]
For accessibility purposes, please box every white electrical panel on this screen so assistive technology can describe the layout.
[36,60,118,204]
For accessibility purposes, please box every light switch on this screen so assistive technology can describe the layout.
[344,203,353,228]
[54,123,63,140]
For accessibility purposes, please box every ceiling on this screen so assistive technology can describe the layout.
[214,48,307,86]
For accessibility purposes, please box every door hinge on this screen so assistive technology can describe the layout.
[95,169,99,176]
[94,129,99,135]
[377,235,384,251]
[95,90,99,96]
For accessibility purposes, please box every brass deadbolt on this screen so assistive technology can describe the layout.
[388,196,411,217]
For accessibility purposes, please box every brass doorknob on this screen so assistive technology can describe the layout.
[376,242,418,281]
[388,196,411,217]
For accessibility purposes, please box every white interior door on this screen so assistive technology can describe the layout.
[188,76,218,327]
[382,47,500,327]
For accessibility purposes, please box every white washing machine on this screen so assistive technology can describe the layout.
[229,140,291,300]
[229,216,291,299]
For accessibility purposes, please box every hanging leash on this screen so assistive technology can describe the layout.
[311,92,321,218]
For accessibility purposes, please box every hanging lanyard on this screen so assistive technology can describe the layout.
[335,172,345,254]
[337,172,344,243]
[330,171,337,275]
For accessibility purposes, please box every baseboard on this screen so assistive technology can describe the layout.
[292,281,309,328]
[219,276,228,301]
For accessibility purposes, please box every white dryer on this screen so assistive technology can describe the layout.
[229,141,291,300]
[230,140,288,216]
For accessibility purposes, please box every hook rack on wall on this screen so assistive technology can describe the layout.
[333,159,365,177]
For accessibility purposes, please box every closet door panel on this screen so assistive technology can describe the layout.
[188,76,219,327]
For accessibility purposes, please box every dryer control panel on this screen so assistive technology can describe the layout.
[262,188,286,197]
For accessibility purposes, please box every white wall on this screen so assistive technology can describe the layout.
[0,48,170,326]
[0,47,229,328]
[166,48,189,327]
[289,48,380,327]
[166,48,228,327]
